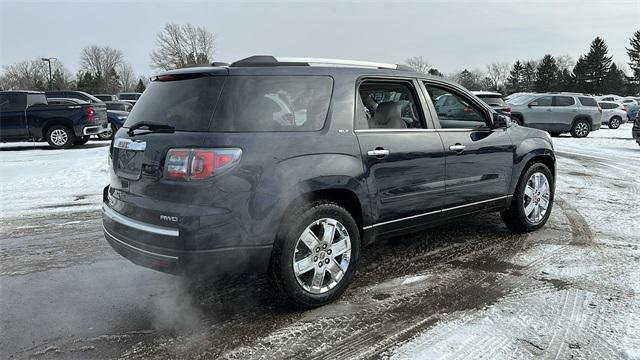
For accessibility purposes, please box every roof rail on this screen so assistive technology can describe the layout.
[229,55,412,71]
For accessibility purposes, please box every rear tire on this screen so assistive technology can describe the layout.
[501,163,554,233]
[570,119,590,138]
[511,115,523,126]
[269,200,360,308]
[608,116,622,129]
[97,124,116,140]
[46,125,75,149]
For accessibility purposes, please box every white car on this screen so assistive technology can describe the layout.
[598,101,627,129]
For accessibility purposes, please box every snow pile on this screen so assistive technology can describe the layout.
[0,142,109,220]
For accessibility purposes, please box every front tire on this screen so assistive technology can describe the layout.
[570,119,590,138]
[608,116,622,129]
[46,125,75,149]
[270,201,361,308]
[501,163,554,233]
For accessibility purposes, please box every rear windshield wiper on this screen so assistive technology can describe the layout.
[127,122,175,136]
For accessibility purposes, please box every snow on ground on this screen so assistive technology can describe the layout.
[391,123,640,359]
[0,141,109,220]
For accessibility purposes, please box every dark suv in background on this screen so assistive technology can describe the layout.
[102,56,556,307]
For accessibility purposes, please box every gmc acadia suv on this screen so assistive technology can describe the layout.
[102,56,556,307]
[508,92,602,137]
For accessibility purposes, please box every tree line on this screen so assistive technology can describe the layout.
[0,23,216,94]
[406,31,640,96]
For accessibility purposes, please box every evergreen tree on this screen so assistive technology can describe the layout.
[626,30,640,94]
[76,71,100,94]
[135,78,146,93]
[505,61,524,93]
[572,56,590,93]
[535,55,560,92]
[584,37,613,94]
[558,68,575,91]
[521,61,537,92]
[457,69,476,89]
[602,63,626,94]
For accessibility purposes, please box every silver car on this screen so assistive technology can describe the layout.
[508,93,602,138]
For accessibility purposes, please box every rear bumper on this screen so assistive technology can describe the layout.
[102,202,273,276]
[83,123,110,136]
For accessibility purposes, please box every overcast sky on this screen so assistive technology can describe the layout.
[1,0,639,77]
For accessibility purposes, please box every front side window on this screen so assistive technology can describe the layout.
[425,85,487,129]
[356,80,423,129]
[532,96,553,106]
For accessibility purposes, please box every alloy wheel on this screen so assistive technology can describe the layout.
[50,129,68,146]
[523,172,550,224]
[292,218,352,294]
[575,122,589,137]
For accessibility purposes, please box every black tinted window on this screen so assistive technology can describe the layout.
[579,97,598,107]
[125,75,224,132]
[555,96,575,106]
[119,94,139,100]
[533,96,553,106]
[0,93,26,111]
[213,76,333,132]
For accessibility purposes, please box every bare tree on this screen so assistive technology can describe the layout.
[80,45,126,93]
[0,59,73,90]
[555,54,575,71]
[486,62,510,90]
[150,23,216,70]
[405,56,431,74]
[118,63,135,92]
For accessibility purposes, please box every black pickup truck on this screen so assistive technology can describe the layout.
[0,90,108,149]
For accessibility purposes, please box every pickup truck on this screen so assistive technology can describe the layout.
[0,90,109,149]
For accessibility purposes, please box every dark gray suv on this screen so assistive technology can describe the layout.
[102,56,556,307]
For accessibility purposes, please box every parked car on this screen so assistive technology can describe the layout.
[0,91,108,148]
[94,94,118,102]
[619,98,639,122]
[117,92,142,106]
[100,108,129,140]
[105,101,133,112]
[508,92,602,137]
[45,90,104,104]
[598,101,627,129]
[102,56,556,307]
[472,91,511,115]
[633,112,640,147]
[597,94,623,102]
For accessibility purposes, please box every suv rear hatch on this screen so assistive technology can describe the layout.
[106,69,333,249]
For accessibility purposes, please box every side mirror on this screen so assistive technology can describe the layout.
[492,113,510,128]
[528,101,539,108]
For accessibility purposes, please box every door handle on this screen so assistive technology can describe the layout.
[367,149,389,158]
[449,144,466,152]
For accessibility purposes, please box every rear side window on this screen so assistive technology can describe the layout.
[0,93,26,111]
[554,96,575,106]
[579,97,598,107]
[124,75,225,132]
[212,76,333,132]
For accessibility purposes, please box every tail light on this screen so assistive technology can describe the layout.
[505,106,512,113]
[86,106,95,122]
[463,106,471,113]
[597,106,602,113]
[622,105,628,112]
[164,148,242,181]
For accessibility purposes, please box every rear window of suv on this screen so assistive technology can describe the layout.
[578,97,598,107]
[124,75,333,132]
[477,95,506,107]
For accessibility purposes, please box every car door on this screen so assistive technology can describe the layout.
[355,78,446,234]
[0,93,28,139]
[422,81,514,216]
[551,95,577,131]
[524,95,553,129]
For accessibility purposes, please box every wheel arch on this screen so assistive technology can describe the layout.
[42,118,75,139]
[571,115,592,131]
[510,138,555,195]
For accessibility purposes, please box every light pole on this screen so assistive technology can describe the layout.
[41,57,57,90]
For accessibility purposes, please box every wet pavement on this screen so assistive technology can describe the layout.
[1,126,639,359]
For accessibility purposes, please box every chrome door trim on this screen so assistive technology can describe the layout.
[102,204,179,237]
[362,195,512,230]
